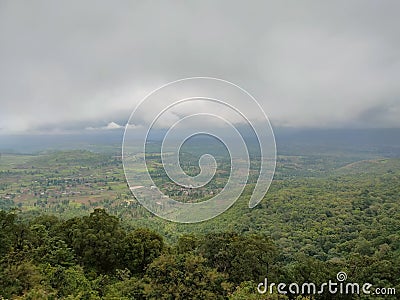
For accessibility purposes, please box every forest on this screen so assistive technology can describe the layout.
[0,148,399,299]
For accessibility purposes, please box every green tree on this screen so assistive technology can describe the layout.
[49,265,95,298]
[122,228,164,274]
[66,209,125,274]
[145,254,229,300]
[0,261,42,298]
[199,232,278,284]
[0,210,17,256]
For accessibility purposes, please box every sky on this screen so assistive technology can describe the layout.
[0,0,399,134]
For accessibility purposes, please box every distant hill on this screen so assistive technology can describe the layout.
[334,158,400,175]
[1,128,400,157]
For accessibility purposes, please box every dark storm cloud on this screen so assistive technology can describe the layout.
[0,0,399,133]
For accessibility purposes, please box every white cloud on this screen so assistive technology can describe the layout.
[0,0,399,133]
[86,122,123,131]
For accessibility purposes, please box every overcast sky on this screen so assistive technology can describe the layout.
[0,0,399,134]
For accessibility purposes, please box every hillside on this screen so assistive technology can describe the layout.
[1,150,399,299]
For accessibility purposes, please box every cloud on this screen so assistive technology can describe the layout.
[0,0,399,133]
[86,122,123,131]
[104,122,123,130]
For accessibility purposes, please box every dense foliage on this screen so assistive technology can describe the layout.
[0,209,271,299]
[1,151,399,299]
[0,207,398,299]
